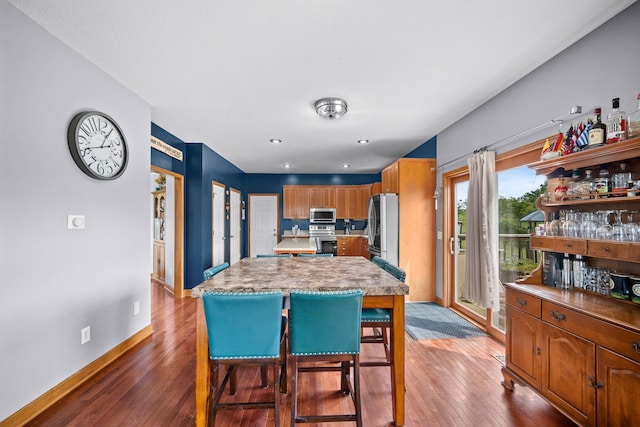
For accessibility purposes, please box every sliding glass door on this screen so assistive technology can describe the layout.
[443,141,544,341]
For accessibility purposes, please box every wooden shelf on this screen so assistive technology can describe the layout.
[528,137,640,176]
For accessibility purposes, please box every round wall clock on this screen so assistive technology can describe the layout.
[67,111,128,180]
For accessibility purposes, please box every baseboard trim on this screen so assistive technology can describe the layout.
[2,325,153,426]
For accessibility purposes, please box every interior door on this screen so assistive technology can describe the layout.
[229,188,241,265]
[212,181,225,266]
[248,194,279,257]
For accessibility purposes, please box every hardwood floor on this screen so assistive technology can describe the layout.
[26,283,575,427]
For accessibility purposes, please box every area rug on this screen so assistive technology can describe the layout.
[404,302,487,340]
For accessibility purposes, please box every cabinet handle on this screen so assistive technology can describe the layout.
[549,310,567,321]
[536,346,540,355]
[588,376,604,389]
[516,297,527,306]
[633,342,640,353]
[603,247,611,252]
[565,243,573,248]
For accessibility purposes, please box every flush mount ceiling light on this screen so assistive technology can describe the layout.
[314,98,348,119]
[270,138,282,144]
[357,139,369,144]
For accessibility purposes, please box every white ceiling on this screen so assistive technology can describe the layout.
[9,0,636,174]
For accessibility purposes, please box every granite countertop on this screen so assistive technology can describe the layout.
[192,256,409,297]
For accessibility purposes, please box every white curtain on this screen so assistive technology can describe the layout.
[463,150,500,310]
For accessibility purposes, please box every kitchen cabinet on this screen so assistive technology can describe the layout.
[502,137,640,426]
[335,185,370,219]
[284,184,368,219]
[381,158,437,301]
[283,185,310,219]
[309,186,336,208]
[336,236,368,257]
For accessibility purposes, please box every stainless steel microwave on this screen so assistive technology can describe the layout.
[309,207,336,224]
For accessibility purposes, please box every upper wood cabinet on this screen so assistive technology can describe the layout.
[285,184,370,219]
[309,186,336,208]
[283,186,310,219]
[335,185,370,219]
[381,162,400,193]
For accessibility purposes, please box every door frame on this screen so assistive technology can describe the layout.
[442,139,544,342]
[248,193,280,257]
[229,187,242,264]
[211,180,226,267]
[151,165,185,298]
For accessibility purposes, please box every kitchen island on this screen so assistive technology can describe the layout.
[192,256,409,426]
[272,237,317,255]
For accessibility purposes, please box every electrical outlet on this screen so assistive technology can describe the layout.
[133,301,140,316]
[81,326,90,344]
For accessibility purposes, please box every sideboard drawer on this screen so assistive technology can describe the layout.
[542,301,640,364]
[506,289,541,318]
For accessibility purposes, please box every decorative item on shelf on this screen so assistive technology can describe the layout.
[155,174,166,190]
[627,92,640,139]
[540,133,564,160]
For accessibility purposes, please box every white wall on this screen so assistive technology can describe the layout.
[0,1,151,419]
[435,3,640,298]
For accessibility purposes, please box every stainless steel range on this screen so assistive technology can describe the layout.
[309,208,337,255]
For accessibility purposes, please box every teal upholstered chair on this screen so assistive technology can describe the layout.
[203,262,229,280]
[360,262,406,367]
[384,263,407,282]
[256,254,293,258]
[296,253,333,257]
[202,291,286,426]
[289,289,363,427]
[371,255,388,269]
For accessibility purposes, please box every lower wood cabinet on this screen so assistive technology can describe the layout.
[337,236,368,257]
[153,241,165,280]
[503,284,640,426]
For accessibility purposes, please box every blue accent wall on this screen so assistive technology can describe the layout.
[151,123,437,289]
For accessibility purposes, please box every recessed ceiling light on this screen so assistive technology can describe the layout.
[283,163,292,168]
[357,139,369,144]
[342,164,350,168]
[270,138,282,144]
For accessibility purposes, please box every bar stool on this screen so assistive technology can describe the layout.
[202,291,287,426]
[360,262,406,366]
[289,289,363,427]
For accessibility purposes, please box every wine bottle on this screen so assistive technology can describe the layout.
[588,108,606,147]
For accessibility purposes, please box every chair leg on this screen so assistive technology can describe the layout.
[229,364,237,395]
[273,361,280,427]
[260,366,268,388]
[381,327,391,362]
[280,332,288,394]
[290,356,298,427]
[353,354,363,427]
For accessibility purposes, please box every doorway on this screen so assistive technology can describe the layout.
[248,194,279,257]
[150,166,185,298]
[229,188,242,265]
[212,181,226,267]
[442,140,543,341]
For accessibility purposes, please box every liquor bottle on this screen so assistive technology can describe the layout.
[628,92,640,139]
[593,165,610,198]
[588,108,607,147]
[577,169,594,199]
[566,169,581,199]
[606,98,626,143]
[612,163,633,196]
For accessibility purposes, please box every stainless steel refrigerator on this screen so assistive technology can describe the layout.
[367,193,399,265]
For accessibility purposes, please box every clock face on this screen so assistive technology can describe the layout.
[67,111,128,180]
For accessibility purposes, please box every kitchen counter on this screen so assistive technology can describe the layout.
[273,237,317,255]
[335,230,366,236]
